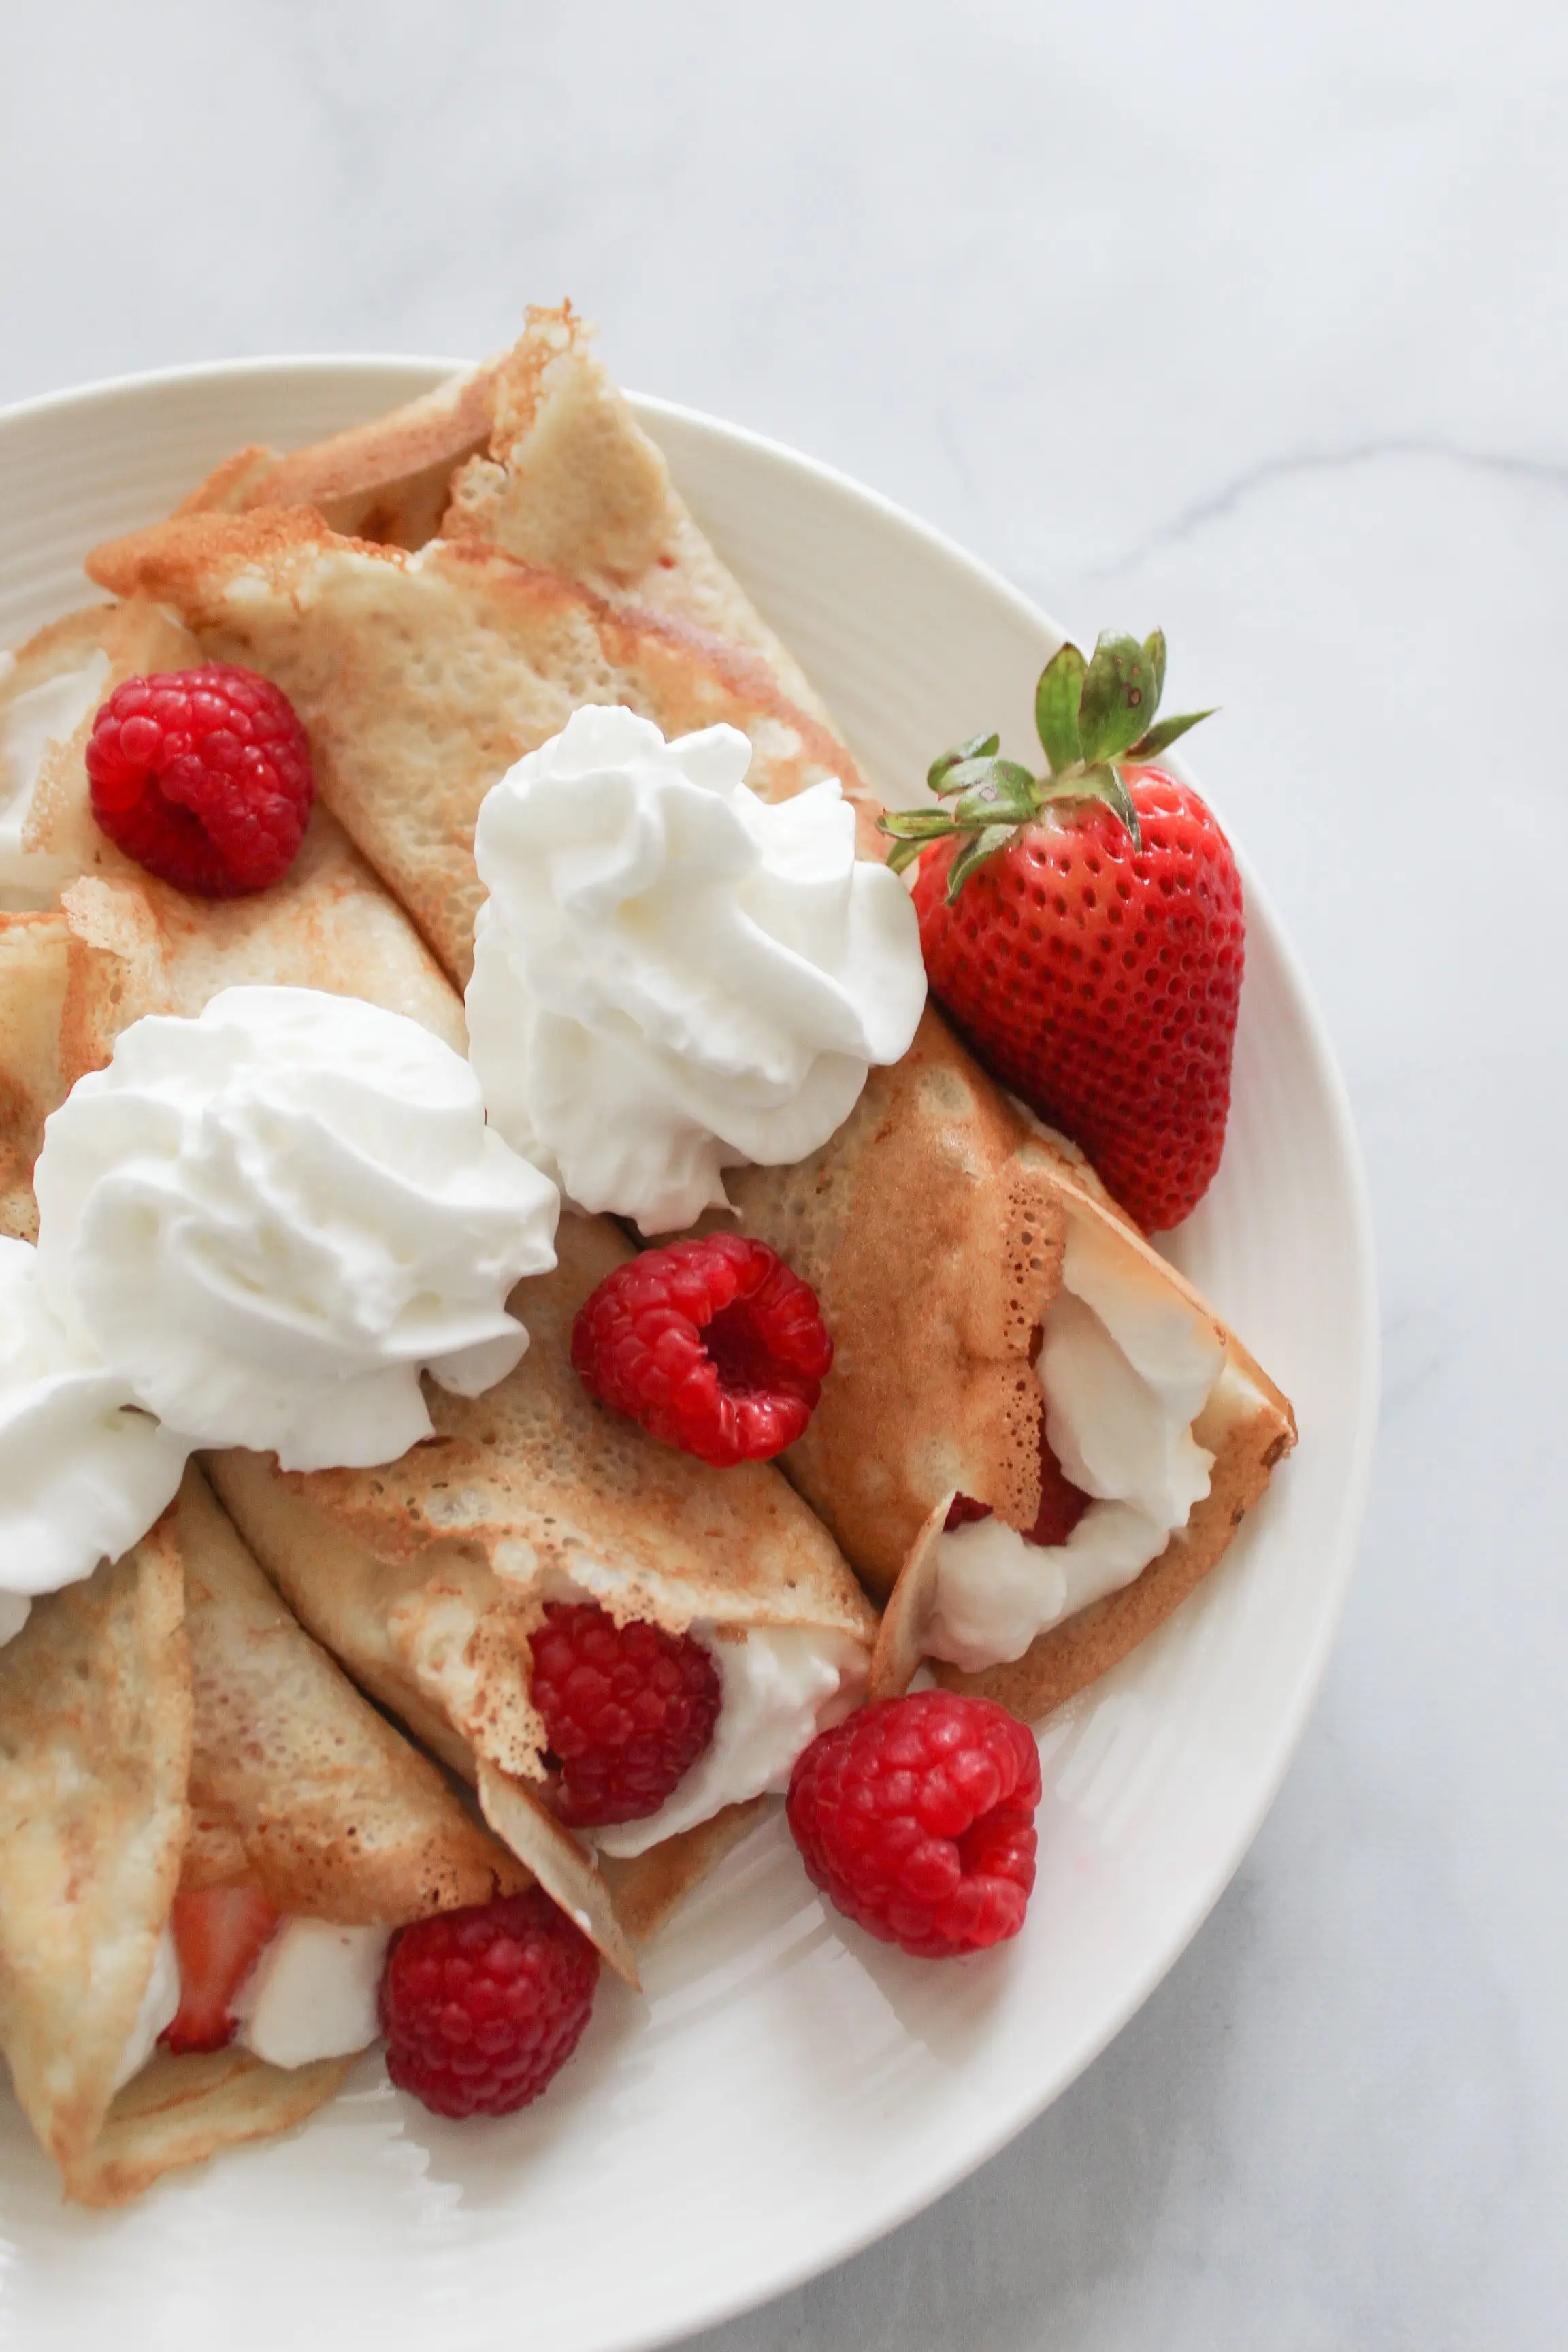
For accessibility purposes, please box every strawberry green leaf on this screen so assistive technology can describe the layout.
[1034,643,1085,774]
[951,758,1039,828]
[944,823,1015,902]
[1143,628,1167,711]
[932,753,1022,801]
[878,806,959,842]
[928,732,999,794]
[1042,762,1143,851]
[883,834,926,875]
[1078,632,1158,764]
[1124,706,1216,763]
[1091,762,1144,849]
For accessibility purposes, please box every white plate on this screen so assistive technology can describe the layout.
[0,361,1377,2352]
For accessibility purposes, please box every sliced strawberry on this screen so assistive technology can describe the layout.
[163,1886,282,2055]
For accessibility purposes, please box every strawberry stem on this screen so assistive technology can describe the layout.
[881,627,1218,897]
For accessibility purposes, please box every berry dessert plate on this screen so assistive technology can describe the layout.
[0,358,1378,2352]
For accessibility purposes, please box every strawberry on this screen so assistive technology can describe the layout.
[881,631,1243,1232]
[163,1885,282,2055]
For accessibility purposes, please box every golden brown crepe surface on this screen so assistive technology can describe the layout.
[177,1465,527,1923]
[0,1533,191,2192]
[86,513,885,979]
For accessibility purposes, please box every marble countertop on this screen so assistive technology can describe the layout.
[3,2,1563,2345]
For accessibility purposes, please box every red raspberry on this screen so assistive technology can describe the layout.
[378,1889,598,2119]
[787,1691,1041,1959]
[85,663,314,897]
[571,1235,833,1467]
[945,1422,1090,1546]
[529,1600,721,1827]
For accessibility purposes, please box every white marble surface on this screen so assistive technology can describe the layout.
[3,2,1564,2344]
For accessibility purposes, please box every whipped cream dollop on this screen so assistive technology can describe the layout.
[34,986,560,1472]
[590,1622,868,1859]
[465,705,926,1232]
[926,1215,1228,1673]
[0,1235,189,1637]
[233,1918,389,2070]
[0,649,108,855]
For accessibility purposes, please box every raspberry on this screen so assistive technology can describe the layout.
[378,1889,598,2119]
[571,1235,833,1467]
[529,1601,721,1827]
[945,1422,1090,1547]
[787,1691,1041,1959]
[85,663,314,897]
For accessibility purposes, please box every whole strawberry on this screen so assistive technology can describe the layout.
[882,632,1242,1230]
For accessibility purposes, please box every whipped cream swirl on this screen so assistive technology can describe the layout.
[465,705,927,1232]
[35,986,560,1471]
[0,1235,189,1638]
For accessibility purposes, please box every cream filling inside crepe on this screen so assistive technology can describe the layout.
[232,1918,389,2070]
[926,1213,1228,1673]
[581,1618,868,1861]
[113,1914,391,2092]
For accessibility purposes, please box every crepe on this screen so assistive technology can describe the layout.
[0,1520,191,2199]
[180,358,503,549]
[0,908,524,2201]
[0,1441,525,2202]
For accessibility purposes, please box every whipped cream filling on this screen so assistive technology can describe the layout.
[34,985,560,1471]
[465,704,926,1232]
[232,1918,389,2070]
[0,650,108,857]
[114,1923,180,2092]
[587,1620,868,1860]
[0,1235,189,1635]
[926,1214,1227,1673]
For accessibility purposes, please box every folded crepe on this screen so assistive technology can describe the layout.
[9,655,876,1966]
[0,1463,525,2207]
[86,318,1294,1720]
[0,904,528,2200]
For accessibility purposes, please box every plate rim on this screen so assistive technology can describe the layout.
[0,353,1381,2350]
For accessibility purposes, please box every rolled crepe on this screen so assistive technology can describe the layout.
[0,1429,524,2203]
[9,662,876,1965]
